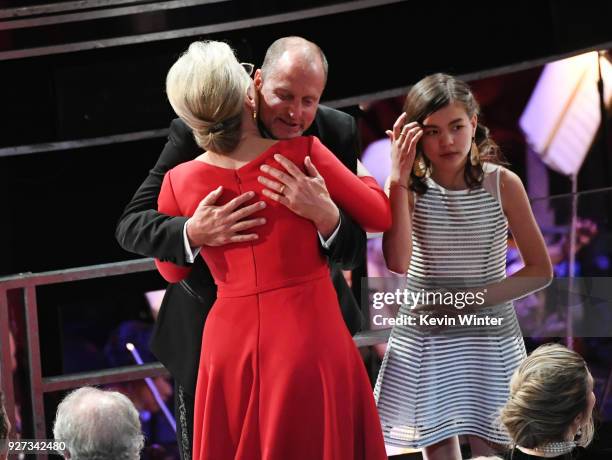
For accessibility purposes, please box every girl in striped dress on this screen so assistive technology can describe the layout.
[374,74,553,460]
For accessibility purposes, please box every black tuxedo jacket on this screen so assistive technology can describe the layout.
[115,105,366,395]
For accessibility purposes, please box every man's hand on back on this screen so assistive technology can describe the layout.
[186,187,267,247]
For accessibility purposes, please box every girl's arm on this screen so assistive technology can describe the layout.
[382,178,414,274]
[471,168,553,306]
[381,114,423,274]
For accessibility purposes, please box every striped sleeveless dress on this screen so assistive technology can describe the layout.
[373,163,526,448]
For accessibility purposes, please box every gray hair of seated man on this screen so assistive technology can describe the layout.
[53,386,144,460]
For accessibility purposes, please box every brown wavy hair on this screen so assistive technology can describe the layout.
[403,73,506,194]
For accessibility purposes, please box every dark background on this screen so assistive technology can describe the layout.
[2,0,612,276]
[2,2,612,450]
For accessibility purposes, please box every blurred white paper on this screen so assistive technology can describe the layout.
[520,52,612,176]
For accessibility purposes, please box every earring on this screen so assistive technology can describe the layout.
[470,138,480,166]
[252,109,257,121]
[413,154,427,178]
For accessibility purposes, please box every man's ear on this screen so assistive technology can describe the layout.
[245,83,257,111]
[254,69,263,91]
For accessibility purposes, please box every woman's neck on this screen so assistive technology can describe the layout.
[203,112,277,168]
[516,445,557,458]
[205,135,277,168]
[516,436,577,458]
[430,167,467,190]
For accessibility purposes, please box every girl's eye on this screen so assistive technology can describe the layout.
[424,130,437,136]
[452,125,464,131]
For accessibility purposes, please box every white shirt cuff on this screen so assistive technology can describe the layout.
[183,220,201,263]
[317,216,341,250]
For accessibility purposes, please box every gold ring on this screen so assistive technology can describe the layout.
[279,185,286,195]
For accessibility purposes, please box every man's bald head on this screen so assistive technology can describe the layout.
[261,36,328,83]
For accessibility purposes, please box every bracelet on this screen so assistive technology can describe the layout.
[389,182,410,192]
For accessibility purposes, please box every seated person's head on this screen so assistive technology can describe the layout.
[501,343,596,452]
[53,386,144,460]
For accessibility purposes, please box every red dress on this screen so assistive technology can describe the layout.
[156,136,391,460]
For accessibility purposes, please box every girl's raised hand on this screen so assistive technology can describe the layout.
[386,112,423,184]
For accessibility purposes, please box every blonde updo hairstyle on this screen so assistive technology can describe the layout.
[501,343,595,450]
[166,41,252,154]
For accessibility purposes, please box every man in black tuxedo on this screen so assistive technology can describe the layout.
[115,37,366,460]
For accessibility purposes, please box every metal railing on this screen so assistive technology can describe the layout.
[0,257,389,458]
[0,0,405,61]
[0,258,166,456]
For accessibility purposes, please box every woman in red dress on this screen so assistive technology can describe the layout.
[156,40,391,460]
